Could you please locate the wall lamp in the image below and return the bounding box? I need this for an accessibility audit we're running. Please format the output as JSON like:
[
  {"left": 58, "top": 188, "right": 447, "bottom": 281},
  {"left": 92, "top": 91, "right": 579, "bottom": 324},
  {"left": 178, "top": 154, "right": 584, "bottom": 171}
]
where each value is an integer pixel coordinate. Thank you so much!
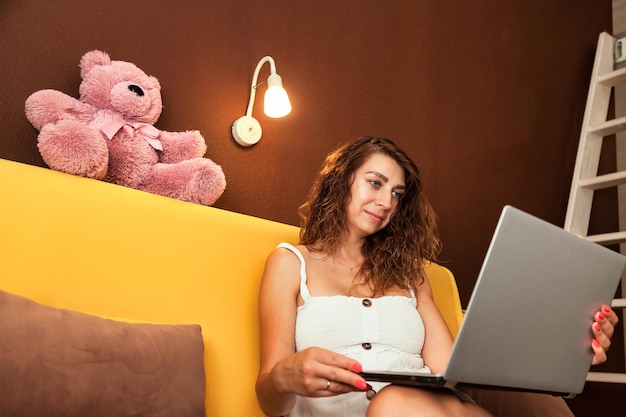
[{"left": 231, "top": 56, "right": 292, "bottom": 146}]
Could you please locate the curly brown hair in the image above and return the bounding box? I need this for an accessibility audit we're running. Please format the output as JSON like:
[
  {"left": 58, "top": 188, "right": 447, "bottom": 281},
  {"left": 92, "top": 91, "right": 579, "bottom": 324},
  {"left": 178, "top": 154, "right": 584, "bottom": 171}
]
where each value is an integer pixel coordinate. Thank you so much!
[{"left": 298, "top": 136, "right": 441, "bottom": 296}]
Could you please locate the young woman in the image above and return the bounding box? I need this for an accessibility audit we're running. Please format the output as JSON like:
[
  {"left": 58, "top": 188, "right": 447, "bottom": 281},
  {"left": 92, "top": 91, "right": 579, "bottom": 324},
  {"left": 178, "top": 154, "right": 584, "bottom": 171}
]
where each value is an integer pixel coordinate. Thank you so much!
[{"left": 256, "top": 136, "right": 618, "bottom": 417}]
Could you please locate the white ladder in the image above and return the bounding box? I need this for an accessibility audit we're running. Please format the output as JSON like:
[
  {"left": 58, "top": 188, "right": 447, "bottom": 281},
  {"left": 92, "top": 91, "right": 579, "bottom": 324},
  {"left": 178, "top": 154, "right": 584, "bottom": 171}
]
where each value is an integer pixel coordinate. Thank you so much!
[{"left": 565, "top": 31, "right": 626, "bottom": 384}]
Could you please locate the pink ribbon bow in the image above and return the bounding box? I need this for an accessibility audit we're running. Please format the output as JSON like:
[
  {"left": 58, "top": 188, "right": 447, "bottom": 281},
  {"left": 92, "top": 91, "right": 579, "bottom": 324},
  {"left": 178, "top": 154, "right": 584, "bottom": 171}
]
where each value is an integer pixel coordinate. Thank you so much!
[{"left": 100, "top": 122, "right": 163, "bottom": 151}]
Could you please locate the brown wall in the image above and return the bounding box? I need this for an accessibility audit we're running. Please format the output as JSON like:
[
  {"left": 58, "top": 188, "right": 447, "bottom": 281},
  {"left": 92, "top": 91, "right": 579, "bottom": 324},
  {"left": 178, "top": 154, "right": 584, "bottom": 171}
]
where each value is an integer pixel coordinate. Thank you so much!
[{"left": 0, "top": 1, "right": 622, "bottom": 414}]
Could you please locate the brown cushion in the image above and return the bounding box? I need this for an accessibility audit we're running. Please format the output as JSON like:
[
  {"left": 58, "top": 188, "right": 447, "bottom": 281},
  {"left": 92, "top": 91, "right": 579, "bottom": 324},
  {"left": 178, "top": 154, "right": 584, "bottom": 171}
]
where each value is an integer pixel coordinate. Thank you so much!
[{"left": 0, "top": 290, "right": 207, "bottom": 417}]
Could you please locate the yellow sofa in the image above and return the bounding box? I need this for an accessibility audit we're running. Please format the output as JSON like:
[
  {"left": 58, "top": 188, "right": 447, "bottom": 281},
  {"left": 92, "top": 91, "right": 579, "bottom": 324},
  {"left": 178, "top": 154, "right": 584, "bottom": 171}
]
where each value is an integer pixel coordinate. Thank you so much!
[{"left": 0, "top": 158, "right": 464, "bottom": 417}]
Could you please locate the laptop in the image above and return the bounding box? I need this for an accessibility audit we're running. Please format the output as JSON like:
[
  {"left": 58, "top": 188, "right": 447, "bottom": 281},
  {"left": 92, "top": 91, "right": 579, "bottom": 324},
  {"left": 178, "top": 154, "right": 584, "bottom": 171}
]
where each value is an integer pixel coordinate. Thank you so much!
[{"left": 360, "top": 205, "right": 626, "bottom": 398}]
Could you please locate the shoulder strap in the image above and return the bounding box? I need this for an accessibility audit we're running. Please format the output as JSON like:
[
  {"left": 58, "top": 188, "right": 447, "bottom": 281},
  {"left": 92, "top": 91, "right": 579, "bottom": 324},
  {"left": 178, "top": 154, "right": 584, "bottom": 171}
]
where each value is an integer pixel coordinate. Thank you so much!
[{"left": 276, "top": 242, "right": 311, "bottom": 300}]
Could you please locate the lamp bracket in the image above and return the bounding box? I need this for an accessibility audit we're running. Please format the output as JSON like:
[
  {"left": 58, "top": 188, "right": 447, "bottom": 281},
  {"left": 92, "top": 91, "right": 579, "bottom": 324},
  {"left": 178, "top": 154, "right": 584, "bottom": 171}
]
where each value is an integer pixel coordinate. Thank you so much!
[{"left": 232, "top": 115, "right": 262, "bottom": 146}]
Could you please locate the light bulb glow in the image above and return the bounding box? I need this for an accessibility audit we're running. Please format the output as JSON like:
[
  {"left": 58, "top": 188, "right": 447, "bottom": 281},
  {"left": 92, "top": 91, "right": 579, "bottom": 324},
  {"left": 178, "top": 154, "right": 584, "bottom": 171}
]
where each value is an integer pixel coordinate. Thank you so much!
[{"left": 264, "top": 86, "right": 292, "bottom": 118}]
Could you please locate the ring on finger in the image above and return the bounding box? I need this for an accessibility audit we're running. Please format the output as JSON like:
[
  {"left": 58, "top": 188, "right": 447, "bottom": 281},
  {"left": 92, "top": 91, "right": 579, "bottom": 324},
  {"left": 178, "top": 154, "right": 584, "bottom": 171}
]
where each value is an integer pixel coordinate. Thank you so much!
[{"left": 326, "top": 380, "right": 332, "bottom": 390}]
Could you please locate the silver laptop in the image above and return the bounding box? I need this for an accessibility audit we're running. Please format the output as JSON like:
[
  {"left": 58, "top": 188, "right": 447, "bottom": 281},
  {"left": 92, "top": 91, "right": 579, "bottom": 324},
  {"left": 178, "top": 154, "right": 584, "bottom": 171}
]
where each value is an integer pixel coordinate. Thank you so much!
[{"left": 360, "top": 205, "right": 626, "bottom": 397}]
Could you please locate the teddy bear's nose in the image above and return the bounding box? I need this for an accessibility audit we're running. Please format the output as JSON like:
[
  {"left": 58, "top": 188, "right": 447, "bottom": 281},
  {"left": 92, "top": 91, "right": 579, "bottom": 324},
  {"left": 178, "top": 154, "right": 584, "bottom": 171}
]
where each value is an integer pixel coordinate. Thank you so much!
[{"left": 128, "top": 85, "right": 145, "bottom": 97}]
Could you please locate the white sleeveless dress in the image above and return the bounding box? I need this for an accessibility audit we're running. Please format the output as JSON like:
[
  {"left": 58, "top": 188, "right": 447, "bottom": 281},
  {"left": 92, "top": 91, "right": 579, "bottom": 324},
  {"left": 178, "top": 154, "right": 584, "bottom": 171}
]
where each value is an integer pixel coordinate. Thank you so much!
[{"left": 277, "top": 243, "right": 431, "bottom": 417}]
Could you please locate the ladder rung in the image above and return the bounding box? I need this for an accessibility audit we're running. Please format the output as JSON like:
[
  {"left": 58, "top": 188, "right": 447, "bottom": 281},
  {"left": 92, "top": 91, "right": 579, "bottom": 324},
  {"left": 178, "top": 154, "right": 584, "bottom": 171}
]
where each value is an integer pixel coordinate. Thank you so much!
[
  {"left": 585, "top": 231, "right": 626, "bottom": 245},
  {"left": 579, "top": 171, "right": 626, "bottom": 189},
  {"left": 598, "top": 66, "right": 626, "bottom": 86},
  {"left": 589, "top": 115, "right": 626, "bottom": 136},
  {"left": 611, "top": 298, "right": 626, "bottom": 308},
  {"left": 587, "top": 372, "right": 626, "bottom": 383}
]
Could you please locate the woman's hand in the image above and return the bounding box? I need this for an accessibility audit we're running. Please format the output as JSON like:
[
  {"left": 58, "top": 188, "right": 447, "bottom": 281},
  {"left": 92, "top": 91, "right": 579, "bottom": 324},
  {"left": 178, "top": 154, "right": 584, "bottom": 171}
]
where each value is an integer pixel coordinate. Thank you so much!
[
  {"left": 271, "top": 347, "right": 368, "bottom": 397},
  {"left": 591, "top": 304, "right": 619, "bottom": 365}
]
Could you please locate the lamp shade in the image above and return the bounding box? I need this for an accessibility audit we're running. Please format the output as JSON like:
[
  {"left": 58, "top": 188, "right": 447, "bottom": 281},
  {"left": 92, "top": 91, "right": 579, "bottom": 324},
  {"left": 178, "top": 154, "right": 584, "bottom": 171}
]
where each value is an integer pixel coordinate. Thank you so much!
[{"left": 264, "top": 73, "right": 292, "bottom": 118}]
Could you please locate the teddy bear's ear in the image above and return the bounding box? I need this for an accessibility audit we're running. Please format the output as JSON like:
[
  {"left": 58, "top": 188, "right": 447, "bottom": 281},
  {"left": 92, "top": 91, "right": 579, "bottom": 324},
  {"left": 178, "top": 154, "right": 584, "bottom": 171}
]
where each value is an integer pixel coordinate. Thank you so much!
[{"left": 80, "top": 50, "right": 111, "bottom": 78}]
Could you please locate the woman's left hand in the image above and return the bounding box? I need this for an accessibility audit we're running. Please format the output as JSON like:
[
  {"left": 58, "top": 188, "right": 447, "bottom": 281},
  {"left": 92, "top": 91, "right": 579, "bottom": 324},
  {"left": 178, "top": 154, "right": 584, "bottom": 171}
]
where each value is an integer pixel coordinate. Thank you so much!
[{"left": 591, "top": 304, "right": 619, "bottom": 365}]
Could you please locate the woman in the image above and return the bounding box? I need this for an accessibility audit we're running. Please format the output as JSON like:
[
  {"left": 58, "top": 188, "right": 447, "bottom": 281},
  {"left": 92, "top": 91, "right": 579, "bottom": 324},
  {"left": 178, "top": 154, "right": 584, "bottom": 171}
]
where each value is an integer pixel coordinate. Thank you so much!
[{"left": 256, "top": 136, "right": 617, "bottom": 417}]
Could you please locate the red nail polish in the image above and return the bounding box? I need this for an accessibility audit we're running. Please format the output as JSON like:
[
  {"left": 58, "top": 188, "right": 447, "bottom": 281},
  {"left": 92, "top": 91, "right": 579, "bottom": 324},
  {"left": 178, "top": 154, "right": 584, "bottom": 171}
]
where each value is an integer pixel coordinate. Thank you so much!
[
  {"left": 594, "top": 323, "right": 601, "bottom": 331},
  {"left": 598, "top": 313, "right": 605, "bottom": 321},
  {"left": 603, "top": 305, "right": 611, "bottom": 313},
  {"left": 356, "top": 379, "right": 367, "bottom": 390},
  {"left": 352, "top": 363, "right": 363, "bottom": 373},
  {"left": 592, "top": 338, "right": 600, "bottom": 348}
]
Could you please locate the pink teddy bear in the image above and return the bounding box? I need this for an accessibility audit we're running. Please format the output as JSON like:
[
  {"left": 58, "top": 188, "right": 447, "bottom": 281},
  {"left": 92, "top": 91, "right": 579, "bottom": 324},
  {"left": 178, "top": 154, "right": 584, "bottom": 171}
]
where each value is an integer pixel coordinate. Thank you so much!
[{"left": 25, "top": 50, "right": 226, "bottom": 206}]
